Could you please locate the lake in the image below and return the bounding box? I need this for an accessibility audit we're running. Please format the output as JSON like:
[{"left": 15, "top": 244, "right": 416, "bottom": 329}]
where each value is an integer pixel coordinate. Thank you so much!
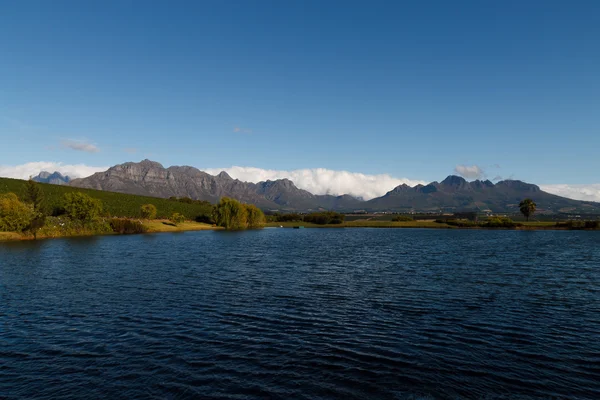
[{"left": 1, "top": 229, "right": 599, "bottom": 399}]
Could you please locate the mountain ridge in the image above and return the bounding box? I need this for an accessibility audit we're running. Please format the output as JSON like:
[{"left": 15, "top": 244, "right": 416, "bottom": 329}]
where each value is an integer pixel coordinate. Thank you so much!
[{"left": 66, "top": 160, "right": 599, "bottom": 214}]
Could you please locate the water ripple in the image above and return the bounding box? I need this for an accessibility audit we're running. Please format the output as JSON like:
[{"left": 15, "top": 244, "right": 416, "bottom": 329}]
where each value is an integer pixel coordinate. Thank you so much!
[{"left": 1, "top": 229, "right": 600, "bottom": 399}]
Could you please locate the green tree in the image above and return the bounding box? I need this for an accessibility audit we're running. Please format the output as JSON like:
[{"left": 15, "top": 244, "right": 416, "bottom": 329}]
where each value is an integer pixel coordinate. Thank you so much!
[
  {"left": 27, "top": 214, "right": 46, "bottom": 239},
  {"left": 140, "top": 204, "right": 158, "bottom": 219},
  {"left": 63, "top": 192, "right": 103, "bottom": 222},
  {"left": 23, "top": 179, "right": 45, "bottom": 213},
  {"left": 212, "top": 197, "right": 248, "bottom": 230},
  {"left": 519, "top": 198, "right": 537, "bottom": 221},
  {"left": 303, "top": 211, "right": 345, "bottom": 225},
  {"left": 170, "top": 212, "right": 185, "bottom": 224},
  {"left": 0, "top": 193, "right": 34, "bottom": 232},
  {"left": 22, "top": 180, "right": 47, "bottom": 238},
  {"left": 244, "top": 204, "right": 266, "bottom": 228}
]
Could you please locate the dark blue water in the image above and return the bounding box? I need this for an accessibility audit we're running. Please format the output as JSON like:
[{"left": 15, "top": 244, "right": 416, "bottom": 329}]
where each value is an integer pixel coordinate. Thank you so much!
[{"left": 1, "top": 229, "right": 600, "bottom": 399}]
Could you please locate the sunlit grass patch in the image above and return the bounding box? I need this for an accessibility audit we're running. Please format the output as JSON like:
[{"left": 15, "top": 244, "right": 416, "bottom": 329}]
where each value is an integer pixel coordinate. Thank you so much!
[{"left": 143, "top": 219, "right": 217, "bottom": 232}]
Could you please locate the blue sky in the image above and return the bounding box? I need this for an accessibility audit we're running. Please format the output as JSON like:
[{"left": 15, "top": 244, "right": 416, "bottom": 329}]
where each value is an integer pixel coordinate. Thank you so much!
[{"left": 1, "top": 1, "right": 599, "bottom": 197}]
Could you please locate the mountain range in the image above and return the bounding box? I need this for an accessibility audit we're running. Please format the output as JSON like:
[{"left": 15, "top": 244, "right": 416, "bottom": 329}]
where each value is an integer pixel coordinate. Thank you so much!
[
  {"left": 63, "top": 160, "right": 599, "bottom": 214},
  {"left": 32, "top": 171, "right": 71, "bottom": 185}
]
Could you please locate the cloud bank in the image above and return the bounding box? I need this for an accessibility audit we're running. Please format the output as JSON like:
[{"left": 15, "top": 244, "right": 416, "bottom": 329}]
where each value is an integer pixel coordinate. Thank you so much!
[
  {"left": 62, "top": 139, "right": 100, "bottom": 153},
  {"left": 2, "top": 161, "right": 599, "bottom": 203},
  {"left": 204, "top": 166, "right": 427, "bottom": 200},
  {"left": 454, "top": 164, "right": 485, "bottom": 180},
  {"left": 0, "top": 162, "right": 108, "bottom": 180},
  {"left": 541, "top": 184, "right": 600, "bottom": 203}
]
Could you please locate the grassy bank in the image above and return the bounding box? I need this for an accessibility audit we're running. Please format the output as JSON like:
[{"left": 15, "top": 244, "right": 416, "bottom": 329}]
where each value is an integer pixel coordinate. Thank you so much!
[
  {"left": 0, "top": 177, "right": 212, "bottom": 220},
  {"left": 0, "top": 218, "right": 218, "bottom": 241},
  {"left": 144, "top": 219, "right": 218, "bottom": 232},
  {"left": 2, "top": 219, "right": 595, "bottom": 242},
  {"left": 266, "top": 220, "right": 453, "bottom": 229},
  {"left": 266, "top": 220, "right": 581, "bottom": 230},
  {"left": 0, "top": 232, "right": 22, "bottom": 241}
]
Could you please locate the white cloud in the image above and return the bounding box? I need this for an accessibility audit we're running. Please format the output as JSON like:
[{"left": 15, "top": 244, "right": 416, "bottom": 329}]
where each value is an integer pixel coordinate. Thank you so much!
[
  {"left": 3, "top": 160, "right": 598, "bottom": 204},
  {"left": 204, "top": 166, "right": 427, "bottom": 200},
  {"left": 454, "top": 164, "right": 485, "bottom": 180},
  {"left": 541, "top": 184, "right": 600, "bottom": 203},
  {"left": 0, "top": 162, "right": 108, "bottom": 180},
  {"left": 62, "top": 139, "right": 100, "bottom": 153}
]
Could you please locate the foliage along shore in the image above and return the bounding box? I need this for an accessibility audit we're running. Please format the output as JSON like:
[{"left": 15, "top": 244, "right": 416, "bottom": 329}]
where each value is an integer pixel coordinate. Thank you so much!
[
  {"left": 265, "top": 220, "right": 600, "bottom": 230},
  {"left": 2, "top": 179, "right": 598, "bottom": 242},
  {"left": 265, "top": 206, "right": 599, "bottom": 230},
  {"left": 0, "top": 177, "right": 213, "bottom": 220},
  {"left": 0, "top": 218, "right": 218, "bottom": 241},
  {"left": 0, "top": 180, "right": 262, "bottom": 241},
  {"left": 5, "top": 218, "right": 592, "bottom": 242}
]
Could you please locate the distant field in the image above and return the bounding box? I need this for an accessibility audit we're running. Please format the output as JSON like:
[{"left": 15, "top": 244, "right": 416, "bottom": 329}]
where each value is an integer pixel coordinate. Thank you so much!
[
  {"left": 343, "top": 220, "right": 452, "bottom": 228},
  {"left": 0, "top": 177, "right": 212, "bottom": 220},
  {"left": 266, "top": 221, "right": 338, "bottom": 228},
  {"left": 143, "top": 220, "right": 217, "bottom": 232},
  {"left": 266, "top": 220, "right": 568, "bottom": 230},
  {"left": 344, "top": 215, "right": 395, "bottom": 221},
  {"left": 266, "top": 221, "right": 453, "bottom": 229},
  {"left": 518, "top": 221, "right": 556, "bottom": 227}
]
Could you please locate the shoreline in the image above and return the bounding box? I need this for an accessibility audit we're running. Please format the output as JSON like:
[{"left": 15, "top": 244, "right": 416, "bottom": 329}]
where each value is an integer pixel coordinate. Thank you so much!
[
  {"left": 1, "top": 220, "right": 597, "bottom": 242},
  {"left": 265, "top": 221, "right": 596, "bottom": 231},
  {"left": 0, "top": 219, "right": 220, "bottom": 242}
]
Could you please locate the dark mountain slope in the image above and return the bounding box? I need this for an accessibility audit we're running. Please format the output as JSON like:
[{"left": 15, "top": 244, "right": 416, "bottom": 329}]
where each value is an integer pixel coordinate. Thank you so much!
[
  {"left": 365, "top": 175, "right": 599, "bottom": 213},
  {"left": 69, "top": 161, "right": 599, "bottom": 213},
  {"left": 69, "top": 160, "right": 362, "bottom": 211}
]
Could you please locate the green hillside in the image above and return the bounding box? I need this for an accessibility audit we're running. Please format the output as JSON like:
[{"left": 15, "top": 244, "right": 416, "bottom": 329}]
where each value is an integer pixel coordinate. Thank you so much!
[{"left": 0, "top": 177, "right": 212, "bottom": 220}]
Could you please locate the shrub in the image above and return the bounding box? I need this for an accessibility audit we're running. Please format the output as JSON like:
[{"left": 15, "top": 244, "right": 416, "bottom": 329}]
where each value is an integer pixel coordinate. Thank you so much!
[
  {"left": 483, "top": 216, "right": 520, "bottom": 228},
  {"left": 27, "top": 213, "right": 47, "bottom": 239},
  {"left": 23, "top": 179, "right": 46, "bottom": 214},
  {"left": 63, "top": 192, "right": 102, "bottom": 222},
  {"left": 392, "top": 215, "right": 414, "bottom": 222},
  {"left": 445, "top": 219, "right": 478, "bottom": 227},
  {"left": 0, "top": 193, "right": 33, "bottom": 232},
  {"left": 557, "top": 220, "right": 600, "bottom": 230},
  {"left": 0, "top": 177, "right": 213, "bottom": 221},
  {"left": 109, "top": 218, "right": 148, "bottom": 234},
  {"left": 195, "top": 214, "right": 214, "bottom": 224},
  {"left": 274, "top": 213, "right": 303, "bottom": 222},
  {"left": 170, "top": 212, "right": 185, "bottom": 224},
  {"left": 584, "top": 220, "right": 600, "bottom": 229},
  {"left": 245, "top": 204, "right": 266, "bottom": 228},
  {"left": 37, "top": 216, "right": 112, "bottom": 238},
  {"left": 140, "top": 204, "right": 157, "bottom": 219},
  {"left": 303, "top": 211, "right": 345, "bottom": 225},
  {"left": 212, "top": 197, "right": 248, "bottom": 230}
]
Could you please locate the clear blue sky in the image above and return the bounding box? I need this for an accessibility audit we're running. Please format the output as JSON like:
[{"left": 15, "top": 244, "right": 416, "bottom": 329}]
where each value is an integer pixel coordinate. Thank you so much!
[{"left": 1, "top": 0, "right": 598, "bottom": 184}]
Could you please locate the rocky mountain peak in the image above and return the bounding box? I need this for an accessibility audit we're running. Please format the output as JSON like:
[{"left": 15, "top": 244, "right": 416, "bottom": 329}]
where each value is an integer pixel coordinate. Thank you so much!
[
  {"left": 139, "top": 159, "right": 164, "bottom": 168},
  {"left": 470, "top": 179, "right": 495, "bottom": 189},
  {"left": 387, "top": 183, "right": 412, "bottom": 195},
  {"left": 441, "top": 175, "right": 468, "bottom": 186},
  {"left": 217, "top": 171, "right": 233, "bottom": 180},
  {"left": 495, "top": 179, "right": 540, "bottom": 192},
  {"left": 32, "top": 171, "right": 71, "bottom": 185},
  {"left": 67, "top": 160, "right": 597, "bottom": 213}
]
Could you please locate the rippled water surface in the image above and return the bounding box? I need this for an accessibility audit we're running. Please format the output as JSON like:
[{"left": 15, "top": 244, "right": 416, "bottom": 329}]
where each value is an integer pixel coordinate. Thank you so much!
[{"left": 1, "top": 229, "right": 600, "bottom": 399}]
